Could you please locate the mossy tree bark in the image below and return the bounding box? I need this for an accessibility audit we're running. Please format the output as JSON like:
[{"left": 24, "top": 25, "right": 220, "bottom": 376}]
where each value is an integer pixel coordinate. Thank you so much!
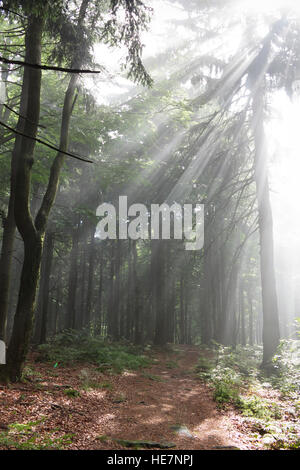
[
  {"left": 0, "top": 44, "right": 30, "bottom": 343},
  {"left": 0, "top": 14, "right": 44, "bottom": 382},
  {"left": 0, "top": 0, "right": 90, "bottom": 383}
]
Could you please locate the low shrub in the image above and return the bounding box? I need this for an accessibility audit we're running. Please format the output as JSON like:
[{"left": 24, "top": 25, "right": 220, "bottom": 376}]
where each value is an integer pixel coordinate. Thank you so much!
[{"left": 37, "top": 330, "right": 152, "bottom": 373}]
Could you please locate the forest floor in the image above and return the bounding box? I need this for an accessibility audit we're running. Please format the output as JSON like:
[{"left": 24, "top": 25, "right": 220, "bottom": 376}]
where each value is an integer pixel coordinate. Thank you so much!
[{"left": 0, "top": 345, "right": 261, "bottom": 450}]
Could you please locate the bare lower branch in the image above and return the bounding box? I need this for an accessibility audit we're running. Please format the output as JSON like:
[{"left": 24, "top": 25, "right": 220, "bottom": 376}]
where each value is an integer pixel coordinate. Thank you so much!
[
  {"left": 0, "top": 120, "right": 94, "bottom": 163},
  {"left": 0, "top": 56, "right": 101, "bottom": 74}
]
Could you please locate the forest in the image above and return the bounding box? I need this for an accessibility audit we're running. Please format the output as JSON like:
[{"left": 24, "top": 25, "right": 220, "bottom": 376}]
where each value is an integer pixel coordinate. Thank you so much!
[{"left": 0, "top": 0, "right": 299, "bottom": 453}]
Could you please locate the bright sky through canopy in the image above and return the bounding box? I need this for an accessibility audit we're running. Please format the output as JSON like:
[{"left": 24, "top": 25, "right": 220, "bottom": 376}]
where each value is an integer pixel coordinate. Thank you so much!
[
  {"left": 268, "top": 90, "right": 300, "bottom": 246},
  {"left": 90, "top": 0, "right": 300, "bottom": 260}
]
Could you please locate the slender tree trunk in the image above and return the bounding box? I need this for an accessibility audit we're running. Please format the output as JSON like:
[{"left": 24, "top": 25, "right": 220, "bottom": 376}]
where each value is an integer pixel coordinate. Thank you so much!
[
  {"left": 165, "top": 250, "right": 175, "bottom": 344},
  {"left": 248, "top": 290, "right": 254, "bottom": 346},
  {"left": 97, "top": 250, "right": 103, "bottom": 334},
  {"left": 39, "top": 232, "right": 54, "bottom": 344},
  {"left": 66, "top": 221, "right": 80, "bottom": 329},
  {"left": 107, "top": 241, "right": 115, "bottom": 338},
  {"left": 226, "top": 262, "right": 239, "bottom": 346},
  {"left": 112, "top": 239, "right": 121, "bottom": 340},
  {"left": 85, "top": 229, "right": 96, "bottom": 327},
  {"left": 132, "top": 241, "right": 141, "bottom": 344},
  {"left": 179, "top": 274, "right": 185, "bottom": 344},
  {"left": 126, "top": 240, "right": 133, "bottom": 340},
  {"left": 240, "top": 283, "right": 246, "bottom": 346},
  {"left": 79, "top": 241, "right": 87, "bottom": 329},
  {"left": 202, "top": 247, "right": 212, "bottom": 344},
  {"left": 53, "top": 281, "right": 62, "bottom": 336},
  {"left": 153, "top": 241, "right": 166, "bottom": 346}
]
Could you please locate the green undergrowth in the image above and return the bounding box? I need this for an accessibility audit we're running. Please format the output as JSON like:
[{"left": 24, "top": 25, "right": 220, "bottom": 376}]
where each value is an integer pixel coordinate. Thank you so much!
[
  {"left": 196, "top": 341, "right": 300, "bottom": 449},
  {"left": 37, "top": 330, "right": 153, "bottom": 374},
  {"left": 63, "top": 388, "right": 81, "bottom": 397},
  {"left": 270, "top": 340, "right": 300, "bottom": 398},
  {"left": 0, "top": 419, "right": 74, "bottom": 450}
]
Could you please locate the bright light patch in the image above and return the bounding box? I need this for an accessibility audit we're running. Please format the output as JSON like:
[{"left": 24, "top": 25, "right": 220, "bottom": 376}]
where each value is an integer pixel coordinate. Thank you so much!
[
  {"left": 267, "top": 90, "right": 300, "bottom": 245},
  {"left": 238, "top": 0, "right": 300, "bottom": 15}
]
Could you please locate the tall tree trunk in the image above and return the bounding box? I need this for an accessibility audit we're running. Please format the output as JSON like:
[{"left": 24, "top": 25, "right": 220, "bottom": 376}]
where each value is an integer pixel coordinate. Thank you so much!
[
  {"left": 252, "top": 87, "right": 280, "bottom": 366},
  {"left": 0, "top": 42, "right": 29, "bottom": 342},
  {"left": 0, "top": 15, "right": 44, "bottom": 382},
  {"left": 0, "top": 1, "right": 91, "bottom": 383}
]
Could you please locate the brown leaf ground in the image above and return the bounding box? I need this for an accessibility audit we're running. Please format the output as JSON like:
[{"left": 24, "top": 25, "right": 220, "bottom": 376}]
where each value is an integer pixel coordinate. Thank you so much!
[{"left": 0, "top": 345, "right": 256, "bottom": 450}]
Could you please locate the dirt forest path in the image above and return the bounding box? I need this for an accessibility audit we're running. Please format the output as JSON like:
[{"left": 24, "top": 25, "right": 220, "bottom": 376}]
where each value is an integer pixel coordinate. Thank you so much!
[
  {"left": 0, "top": 345, "right": 254, "bottom": 450},
  {"left": 92, "top": 345, "right": 250, "bottom": 450}
]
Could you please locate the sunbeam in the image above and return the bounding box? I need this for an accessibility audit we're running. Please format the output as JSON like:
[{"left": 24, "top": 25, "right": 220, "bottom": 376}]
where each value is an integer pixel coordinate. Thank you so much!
[{"left": 1, "top": 0, "right": 300, "bottom": 451}]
